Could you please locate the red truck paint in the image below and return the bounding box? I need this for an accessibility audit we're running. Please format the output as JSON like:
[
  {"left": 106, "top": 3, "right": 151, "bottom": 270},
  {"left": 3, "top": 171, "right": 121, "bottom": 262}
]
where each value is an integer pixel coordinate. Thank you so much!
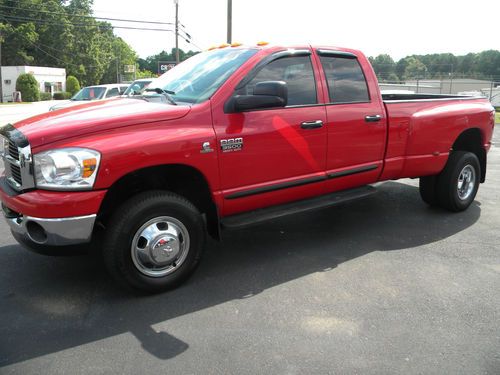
[{"left": 1, "top": 45, "right": 495, "bottom": 234}]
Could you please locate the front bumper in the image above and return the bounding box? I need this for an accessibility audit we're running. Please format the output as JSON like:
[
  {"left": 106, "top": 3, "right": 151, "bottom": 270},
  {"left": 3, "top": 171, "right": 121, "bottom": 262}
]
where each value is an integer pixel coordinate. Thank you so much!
[
  {"left": 4, "top": 207, "right": 96, "bottom": 246},
  {"left": 0, "top": 176, "right": 107, "bottom": 247}
]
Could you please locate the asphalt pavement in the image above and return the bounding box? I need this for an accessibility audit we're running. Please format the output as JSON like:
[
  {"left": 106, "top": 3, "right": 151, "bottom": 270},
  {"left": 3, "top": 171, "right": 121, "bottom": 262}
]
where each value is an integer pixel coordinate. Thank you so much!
[{"left": 0, "top": 108, "right": 499, "bottom": 374}]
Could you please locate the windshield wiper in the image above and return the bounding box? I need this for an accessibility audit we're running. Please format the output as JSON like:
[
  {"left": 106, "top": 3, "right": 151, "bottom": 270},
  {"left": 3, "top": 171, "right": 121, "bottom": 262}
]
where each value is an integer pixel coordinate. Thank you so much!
[{"left": 144, "top": 88, "right": 177, "bottom": 105}]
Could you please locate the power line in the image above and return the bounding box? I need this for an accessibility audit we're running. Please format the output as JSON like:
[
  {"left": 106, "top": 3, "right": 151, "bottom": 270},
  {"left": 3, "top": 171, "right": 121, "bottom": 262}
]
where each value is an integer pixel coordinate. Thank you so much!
[
  {"left": 2, "top": 14, "right": 197, "bottom": 50},
  {"left": 0, "top": 15, "right": 101, "bottom": 68},
  {"left": 1, "top": 14, "right": 176, "bottom": 32},
  {"left": 0, "top": 3, "right": 176, "bottom": 26},
  {"left": 0, "top": 2, "right": 194, "bottom": 41}
]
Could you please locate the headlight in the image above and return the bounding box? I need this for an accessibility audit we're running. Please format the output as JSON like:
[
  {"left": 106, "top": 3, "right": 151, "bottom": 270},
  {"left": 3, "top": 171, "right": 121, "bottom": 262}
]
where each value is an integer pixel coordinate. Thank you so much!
[{"left": 34, "top": 148, "right": 101, "bottom": 190}]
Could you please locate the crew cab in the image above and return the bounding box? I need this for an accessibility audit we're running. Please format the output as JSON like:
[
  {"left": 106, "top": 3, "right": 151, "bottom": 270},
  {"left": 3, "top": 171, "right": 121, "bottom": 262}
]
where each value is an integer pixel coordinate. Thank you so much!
[{"left": 0, "top": 44, "right": 495, "bottom": 292}]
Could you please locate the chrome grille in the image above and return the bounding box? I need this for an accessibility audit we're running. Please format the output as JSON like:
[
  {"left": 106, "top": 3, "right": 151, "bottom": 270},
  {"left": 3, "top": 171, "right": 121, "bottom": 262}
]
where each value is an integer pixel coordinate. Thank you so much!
[
  {"left": 8, "top": 141, "right": 20, "bottom": 160},
  {"left": 10, "top": 164, "right": 22, "bottom": 185},
  {"left": 0, "top": 125, "right": 35, "bottom": 192}
]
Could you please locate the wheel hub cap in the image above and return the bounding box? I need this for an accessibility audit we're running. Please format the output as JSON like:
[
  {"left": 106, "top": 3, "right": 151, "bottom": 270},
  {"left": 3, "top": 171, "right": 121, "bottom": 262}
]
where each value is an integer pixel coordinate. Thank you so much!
[
  {"left": 131, "top": 216, "right": 190, "bottom": 277},
  {"left": 457, "top": 164, "right": 475, "bottom": 201},
  {"left": 151, "top": 236, "right": 180, "bottom": 264}
]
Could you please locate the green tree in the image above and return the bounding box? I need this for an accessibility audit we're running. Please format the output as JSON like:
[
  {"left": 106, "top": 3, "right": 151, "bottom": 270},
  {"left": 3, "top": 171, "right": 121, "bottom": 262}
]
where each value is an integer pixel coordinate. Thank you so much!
[
  {"left": 395, "top": 58, "right": 408, "bottom": 81},
  {"left": 138, "top": 49, "right": 199, "bottom": 74},
  {"left": 66, "top": 76, "right": 81, "bottom": 95},
  {"left": 386, "top": 73, "right": 400, "bottom": 83},
  {"left": 475, "top": 50, "right": 500, "bottom": 78},
  {"left": 135, "top": 70, "right": 156, "bottom": 79},
  {"left": 370, "top": 54, "right": 396, "bottom": 81},
  {"left": 100, "top": 37, "right": 137, "bottom": 84},
  {"left": 457, "top": 53, "right": 476, "bottom": 76},
  {"left": 404, "top": 57, "right": 428, "bottom": 79},
  {"left": 16, "top": 73, "right": 40, "bottom": 102}
]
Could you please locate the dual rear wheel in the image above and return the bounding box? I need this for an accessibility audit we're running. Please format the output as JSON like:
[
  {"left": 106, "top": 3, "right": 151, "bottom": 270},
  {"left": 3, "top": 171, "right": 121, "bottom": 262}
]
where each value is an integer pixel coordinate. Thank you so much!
[{"left": 419, "top": 151, "right": 480, "bottom": 212}]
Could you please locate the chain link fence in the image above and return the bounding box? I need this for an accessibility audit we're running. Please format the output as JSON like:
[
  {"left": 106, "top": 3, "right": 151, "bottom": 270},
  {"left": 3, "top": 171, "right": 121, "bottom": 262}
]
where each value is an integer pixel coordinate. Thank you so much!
[{"left": 378, "top": 78, "right": 500, "bottom": 106}]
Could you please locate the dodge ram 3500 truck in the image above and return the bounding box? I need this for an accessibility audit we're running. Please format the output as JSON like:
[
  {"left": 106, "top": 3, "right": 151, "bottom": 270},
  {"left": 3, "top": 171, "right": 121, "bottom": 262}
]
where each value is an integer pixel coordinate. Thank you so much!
[{"left": 0, "top": 45, "right": 495, "bottom": 292}]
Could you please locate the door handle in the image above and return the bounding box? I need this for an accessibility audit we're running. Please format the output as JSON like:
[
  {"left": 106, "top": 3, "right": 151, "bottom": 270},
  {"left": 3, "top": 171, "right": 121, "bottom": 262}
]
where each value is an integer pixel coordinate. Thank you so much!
[
  {"left": 301, "top": 120, "right": 323, "bottom": 129},
  {"left": 365, "top": 115, "right": 382, "bottom": 123}
]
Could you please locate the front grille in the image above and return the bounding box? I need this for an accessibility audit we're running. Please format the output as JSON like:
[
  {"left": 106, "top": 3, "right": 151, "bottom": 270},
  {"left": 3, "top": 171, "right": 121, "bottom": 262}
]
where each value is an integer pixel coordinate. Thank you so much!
[
  {"left": 0, "top": 125, "right": 34, "bottom": 191},
  {"left": 10, "top": 164, "right": 22, "bottom": 185},
  {"left": 8, "top": 141, "right": 19, "bottom": 160}
]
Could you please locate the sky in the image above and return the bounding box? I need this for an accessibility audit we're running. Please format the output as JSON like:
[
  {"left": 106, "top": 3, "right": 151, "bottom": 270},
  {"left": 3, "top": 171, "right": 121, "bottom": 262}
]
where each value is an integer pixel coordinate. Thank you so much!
[{"left": 93, "top": 0, "right": 500, "bottom": 60}]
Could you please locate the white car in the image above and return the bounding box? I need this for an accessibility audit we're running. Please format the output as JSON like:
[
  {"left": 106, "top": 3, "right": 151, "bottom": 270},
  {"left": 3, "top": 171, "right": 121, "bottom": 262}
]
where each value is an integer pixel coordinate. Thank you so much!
[{"left": 49, "top": 84, "right": 129, "bottom": 111}]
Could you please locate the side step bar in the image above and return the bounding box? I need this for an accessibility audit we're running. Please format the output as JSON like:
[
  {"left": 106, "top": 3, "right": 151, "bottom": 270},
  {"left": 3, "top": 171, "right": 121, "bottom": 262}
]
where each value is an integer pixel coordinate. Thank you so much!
[{"left": 221, "top": 185, "right": 377, "bottom": 230}]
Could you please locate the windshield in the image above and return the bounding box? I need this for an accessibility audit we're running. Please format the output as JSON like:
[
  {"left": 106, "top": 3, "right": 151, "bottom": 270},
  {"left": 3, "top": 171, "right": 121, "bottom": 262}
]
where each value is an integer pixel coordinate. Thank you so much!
[
  {"left": 124, "top": 80, "right": 152, "bottom": 96},
  {"left": 71, "top": 87, "right": 106, "bottom": 101},
  {"left": 147, "top": 48, "right": 257, "bottom": 104}
]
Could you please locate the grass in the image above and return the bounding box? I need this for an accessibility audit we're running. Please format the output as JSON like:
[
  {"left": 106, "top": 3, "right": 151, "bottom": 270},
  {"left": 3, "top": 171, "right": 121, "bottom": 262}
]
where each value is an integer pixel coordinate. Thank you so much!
[
  {"left": 0, "top": 102, "right": 31, "bottom": 105},
  {"left": 496, "top": 111, "right": 500, "bottom": 124}
]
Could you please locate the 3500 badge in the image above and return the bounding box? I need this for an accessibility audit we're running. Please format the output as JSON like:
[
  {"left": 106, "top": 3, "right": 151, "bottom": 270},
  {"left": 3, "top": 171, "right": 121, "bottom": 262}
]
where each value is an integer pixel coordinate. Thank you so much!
[{"left": 220, "top": 138, "right": 243, "bottom": 152}]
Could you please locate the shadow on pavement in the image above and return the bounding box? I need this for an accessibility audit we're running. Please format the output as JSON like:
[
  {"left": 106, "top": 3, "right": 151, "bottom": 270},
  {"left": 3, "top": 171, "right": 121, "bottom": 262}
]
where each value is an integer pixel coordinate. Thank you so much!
[{"left": 0, "top": 182, "right": 482, "bottom": 366}]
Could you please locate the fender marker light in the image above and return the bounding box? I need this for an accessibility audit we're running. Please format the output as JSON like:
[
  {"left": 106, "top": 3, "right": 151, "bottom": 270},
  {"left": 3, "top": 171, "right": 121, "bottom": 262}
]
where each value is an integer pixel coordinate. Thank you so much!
[{"left": 83, "top": 158, "right": 98, "bottom": 178}]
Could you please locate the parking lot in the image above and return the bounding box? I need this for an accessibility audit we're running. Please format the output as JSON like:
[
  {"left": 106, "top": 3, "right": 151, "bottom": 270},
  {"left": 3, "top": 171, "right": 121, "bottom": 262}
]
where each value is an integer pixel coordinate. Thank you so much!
[{"left": 0, "top": 109, "right": 499, "bottom": 374}]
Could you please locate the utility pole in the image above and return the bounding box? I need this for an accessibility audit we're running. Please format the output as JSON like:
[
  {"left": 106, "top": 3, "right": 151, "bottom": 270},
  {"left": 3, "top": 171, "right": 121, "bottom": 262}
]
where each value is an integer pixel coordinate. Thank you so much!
[
  {"left": 449, "top": 64, "right": 454, "bottom": 94},
  {"left": 0, "top": 31, "right": 4, "bottom": 103},
  {"left": 489, "top": 78, "right": 494, "bottom": 101},
  {"left": 174, "top": 0, "right": 179, "bottom": 64},
  {"left": 227, "top": 0, "right": 232, "bottom": 44}
]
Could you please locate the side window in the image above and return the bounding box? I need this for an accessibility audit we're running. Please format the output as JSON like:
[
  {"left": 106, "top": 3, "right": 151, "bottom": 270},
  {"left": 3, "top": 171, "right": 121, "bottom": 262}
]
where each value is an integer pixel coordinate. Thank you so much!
[
  {"left": 319, "top": 56, "right": 369, "bottom": 103},
  {"left": 105, "top": 88, "right": 120, "bottom": 98},
  {"left": 240, "top": 56, "right": 317, "bottom": 106}
]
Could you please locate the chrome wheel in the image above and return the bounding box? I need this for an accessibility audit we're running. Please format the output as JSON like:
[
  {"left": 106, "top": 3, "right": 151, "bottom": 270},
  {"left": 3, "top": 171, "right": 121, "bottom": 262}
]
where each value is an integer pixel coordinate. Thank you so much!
[
  {"left": 457, "top": 165, "right": 476, "bottom": 201},
  {"left": 131, "top": 216, "right": 190, "bottom": 277}
]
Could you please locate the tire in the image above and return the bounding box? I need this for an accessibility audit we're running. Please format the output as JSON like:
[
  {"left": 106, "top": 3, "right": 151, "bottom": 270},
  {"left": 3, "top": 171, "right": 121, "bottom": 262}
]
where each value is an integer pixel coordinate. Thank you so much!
[
  {"left": 419, "top": 175, "right": 438, "bottom": 206},
  {"left": 102, "top": 190, "right": 205, "bottom": 293},
  {"left": 435, "top": 151, "right": 480, "bottom": 212}
]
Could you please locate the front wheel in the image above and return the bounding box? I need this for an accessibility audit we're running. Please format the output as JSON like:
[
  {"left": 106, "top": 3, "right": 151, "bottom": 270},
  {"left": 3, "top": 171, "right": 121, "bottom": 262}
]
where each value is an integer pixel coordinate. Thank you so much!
[{"left": 102, "top": 191, "right": 206, "bottom": 292}]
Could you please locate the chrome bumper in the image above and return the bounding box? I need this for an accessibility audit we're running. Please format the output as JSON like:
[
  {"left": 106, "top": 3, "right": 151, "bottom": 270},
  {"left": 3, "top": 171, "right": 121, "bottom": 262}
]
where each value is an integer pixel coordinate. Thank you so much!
[{"left": 5, "top": 213, "right": 96, "bottom": 246}]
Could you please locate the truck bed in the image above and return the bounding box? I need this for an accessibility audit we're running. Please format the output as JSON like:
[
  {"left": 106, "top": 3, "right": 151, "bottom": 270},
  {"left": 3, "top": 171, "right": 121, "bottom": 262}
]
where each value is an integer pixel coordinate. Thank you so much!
[{"left": 380, "top": 95, "right": 493, "bottom": 182}]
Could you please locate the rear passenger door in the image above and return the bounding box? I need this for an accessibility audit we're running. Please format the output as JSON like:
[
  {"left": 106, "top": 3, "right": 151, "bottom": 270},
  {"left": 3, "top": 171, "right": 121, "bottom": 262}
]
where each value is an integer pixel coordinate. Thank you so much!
[{"left": 317, "top": 50, "right": 387, "bottom": 192}]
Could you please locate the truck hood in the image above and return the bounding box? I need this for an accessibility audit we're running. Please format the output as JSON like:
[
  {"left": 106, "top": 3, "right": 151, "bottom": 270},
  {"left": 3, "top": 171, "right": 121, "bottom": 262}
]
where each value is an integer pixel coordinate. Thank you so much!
[
  {"left": 13, "top": 98, "right": 191, "bottom": 148},
  {"left": 49, "top": 100, "right": 92, "bottom": 111}
]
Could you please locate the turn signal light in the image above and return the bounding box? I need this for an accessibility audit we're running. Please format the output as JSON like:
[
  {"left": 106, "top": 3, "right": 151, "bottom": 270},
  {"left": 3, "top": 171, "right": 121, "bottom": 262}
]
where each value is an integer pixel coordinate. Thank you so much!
[
  {"left": 82, "top": 158, "right": 97, "bottom": 178},
  {"left": 256, "top": 41, "right": 269, "bottom": 46}
]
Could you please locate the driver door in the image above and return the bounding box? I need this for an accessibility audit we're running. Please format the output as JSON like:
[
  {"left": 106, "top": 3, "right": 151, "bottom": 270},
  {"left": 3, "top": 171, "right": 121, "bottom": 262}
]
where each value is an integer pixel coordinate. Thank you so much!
[{"left": 212, "top": 51, "right": 328, "bottom": 216}]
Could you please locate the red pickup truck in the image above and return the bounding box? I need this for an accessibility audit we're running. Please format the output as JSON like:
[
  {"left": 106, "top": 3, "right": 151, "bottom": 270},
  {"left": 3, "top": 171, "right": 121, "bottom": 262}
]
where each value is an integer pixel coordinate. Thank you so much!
[{"left": 0, "top": 45, "right": 495, "bottom": 292}]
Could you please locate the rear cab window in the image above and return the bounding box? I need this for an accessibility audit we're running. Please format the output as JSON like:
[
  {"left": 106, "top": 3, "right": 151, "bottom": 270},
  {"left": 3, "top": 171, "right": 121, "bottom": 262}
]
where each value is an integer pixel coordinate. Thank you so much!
[{"left": 318, "top": 52, "right": 370, "bottom": 104}]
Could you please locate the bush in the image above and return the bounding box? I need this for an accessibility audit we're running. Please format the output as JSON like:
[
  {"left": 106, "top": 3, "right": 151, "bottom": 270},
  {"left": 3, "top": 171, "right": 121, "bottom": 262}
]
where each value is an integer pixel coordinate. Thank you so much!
[
  {"left": 53, "top": 91, "right": 72, "bottom": 100},
  {"left": 40, "top": 92, "right": 52, "bottom": 101},
  {"left": 15, "top": 74, "right": 40, "bottom": 102},
  {"left": 66, "top": 76, "right": 80, "bottom": 96}
]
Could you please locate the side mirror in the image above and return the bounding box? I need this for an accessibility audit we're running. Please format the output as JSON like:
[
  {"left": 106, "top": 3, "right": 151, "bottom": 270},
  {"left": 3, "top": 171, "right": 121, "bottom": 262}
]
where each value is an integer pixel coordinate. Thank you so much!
[{"left": 227, "top": 81, "right": 288, "bottom": 112}]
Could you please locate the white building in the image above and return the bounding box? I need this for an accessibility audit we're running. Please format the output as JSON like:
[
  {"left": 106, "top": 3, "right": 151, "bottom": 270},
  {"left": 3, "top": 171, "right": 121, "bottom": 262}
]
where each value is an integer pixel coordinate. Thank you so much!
[{"left": 1, "top": 66, "right": 66, "bottom": 102}]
